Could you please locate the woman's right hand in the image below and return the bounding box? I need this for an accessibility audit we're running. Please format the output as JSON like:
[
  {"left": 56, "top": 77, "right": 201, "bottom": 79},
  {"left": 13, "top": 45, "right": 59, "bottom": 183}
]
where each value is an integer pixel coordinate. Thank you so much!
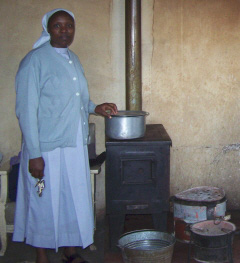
[{"left": 29, "top": 157, "right": 45, "bottom": 179}]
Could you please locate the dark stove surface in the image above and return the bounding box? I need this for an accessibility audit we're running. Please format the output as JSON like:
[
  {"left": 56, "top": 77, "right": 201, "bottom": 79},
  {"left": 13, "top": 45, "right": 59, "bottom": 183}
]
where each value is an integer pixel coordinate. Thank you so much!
[
  {"left": 105, "top": 123, "right": 171, "bottom": 249},
  {"left": 106, "top": 124, "right": 172, "bottom": 146}
]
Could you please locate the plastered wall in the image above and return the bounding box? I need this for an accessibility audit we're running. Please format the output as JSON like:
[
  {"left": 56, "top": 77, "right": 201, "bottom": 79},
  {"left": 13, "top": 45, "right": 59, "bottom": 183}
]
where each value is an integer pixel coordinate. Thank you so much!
[
  {"left": 0, "top": 0, "right": 119, "bottom": 166},
  {"left": 144, "top": 0, "right": 240, "bottom": 209},
  {"left": 1, "top": 0, "right": 240, "bottom": 211}
]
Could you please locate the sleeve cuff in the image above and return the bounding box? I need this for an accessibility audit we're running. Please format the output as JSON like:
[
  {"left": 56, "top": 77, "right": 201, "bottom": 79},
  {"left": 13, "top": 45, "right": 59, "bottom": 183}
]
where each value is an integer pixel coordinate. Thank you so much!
[
  {"left": 28, "top": 148, "right": 42, "bottom": 159},
  {"left": 89, "top": 100, "right": 97, "bottom": 114}
]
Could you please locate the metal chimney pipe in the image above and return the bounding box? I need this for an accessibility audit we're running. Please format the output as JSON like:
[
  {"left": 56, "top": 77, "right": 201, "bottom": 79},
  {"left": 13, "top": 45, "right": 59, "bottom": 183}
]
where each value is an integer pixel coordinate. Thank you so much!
[{"left": 125, "top": 0, "right": 142, "bottom": 111}]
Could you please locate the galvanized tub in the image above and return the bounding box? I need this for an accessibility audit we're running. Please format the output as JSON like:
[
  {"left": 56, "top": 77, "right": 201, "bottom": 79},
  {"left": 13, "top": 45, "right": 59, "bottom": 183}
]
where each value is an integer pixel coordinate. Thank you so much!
[
  {"left": 105, "top": 110, "right": 149, "bottom": 140},
  {"left": 118, "top": 229, "right": 175, "bottom": 263}
]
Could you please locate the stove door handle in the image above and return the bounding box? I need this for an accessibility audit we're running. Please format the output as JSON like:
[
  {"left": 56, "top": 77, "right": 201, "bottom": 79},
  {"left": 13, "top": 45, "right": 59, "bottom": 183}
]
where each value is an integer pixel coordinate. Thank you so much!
[{"left": 126, "top": 204, "right": 149, "bottom": 210}]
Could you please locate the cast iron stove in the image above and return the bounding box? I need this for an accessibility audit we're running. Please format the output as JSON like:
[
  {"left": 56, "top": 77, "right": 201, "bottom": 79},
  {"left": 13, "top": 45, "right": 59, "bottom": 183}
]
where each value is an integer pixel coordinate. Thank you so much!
[{"left": 105, "top": 124, "right": 172, "bottom": 249}]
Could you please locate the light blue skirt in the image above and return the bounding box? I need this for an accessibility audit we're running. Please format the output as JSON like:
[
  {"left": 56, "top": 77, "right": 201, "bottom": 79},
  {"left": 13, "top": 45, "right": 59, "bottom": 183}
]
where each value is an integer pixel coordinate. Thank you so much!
[{"left": 13, "top": 122, "right": 94, "bottom": 250}]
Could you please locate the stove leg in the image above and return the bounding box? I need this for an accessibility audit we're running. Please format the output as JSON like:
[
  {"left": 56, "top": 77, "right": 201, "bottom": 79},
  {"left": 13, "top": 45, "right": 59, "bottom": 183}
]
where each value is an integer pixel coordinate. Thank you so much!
[
  {"left": 152, "top": 212, "right": 168, "bottom": 231},
  {"left": 108, "top": 214, "right": 125, "bottom": 251}
]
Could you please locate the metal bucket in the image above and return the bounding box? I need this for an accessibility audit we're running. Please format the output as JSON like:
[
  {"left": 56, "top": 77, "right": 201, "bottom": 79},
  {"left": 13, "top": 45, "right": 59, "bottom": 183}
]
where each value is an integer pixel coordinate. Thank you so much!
[
  {"left": 105, "top": 110, "right": 149, "bottom": 140},
  {"left": 190, "top": 220, "right": 236, "bottom": 262},
  {"left": 118, "top": 229, "right": 175, "bottom": 263},
  {"left": 172, "top": 186, "right": 226, "bottom": 243}
]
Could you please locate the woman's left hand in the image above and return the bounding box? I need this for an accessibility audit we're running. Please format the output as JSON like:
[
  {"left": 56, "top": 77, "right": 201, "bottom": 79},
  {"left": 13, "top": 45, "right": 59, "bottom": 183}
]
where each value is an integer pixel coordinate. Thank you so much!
[{"left": 95, "top": 103, "right": 118, "bottom": 118}]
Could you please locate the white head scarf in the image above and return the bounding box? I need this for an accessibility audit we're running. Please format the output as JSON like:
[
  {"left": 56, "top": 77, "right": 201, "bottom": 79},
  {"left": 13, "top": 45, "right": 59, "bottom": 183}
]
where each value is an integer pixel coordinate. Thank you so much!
[{"left": 33, "top": 8, "right": 75, "bottom": 49}]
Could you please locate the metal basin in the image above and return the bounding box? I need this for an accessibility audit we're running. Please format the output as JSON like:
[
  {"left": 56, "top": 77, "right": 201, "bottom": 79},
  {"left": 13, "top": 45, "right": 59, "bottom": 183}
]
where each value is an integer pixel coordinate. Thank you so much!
[
  {"left": 105, "top": 110, "right": 149, "bottom": 140},
  {"left": 118, "top": 229, "right": 175, "bottom": 263}
]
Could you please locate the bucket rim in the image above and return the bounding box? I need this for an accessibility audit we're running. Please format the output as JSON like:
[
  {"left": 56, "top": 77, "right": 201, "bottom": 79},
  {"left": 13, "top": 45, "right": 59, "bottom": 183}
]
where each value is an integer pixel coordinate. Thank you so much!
[
  {"left": 171, "top": 195, "right": 227, "bottom": 207},
  {"left": 118, "top": 229, "right": 176, "bottom": 250},
  {"left": 119, "top": 229, "right": 175, "bottom": 238},
  {"left": 172, "top": 186, "right": 226, "bottom": 206}
]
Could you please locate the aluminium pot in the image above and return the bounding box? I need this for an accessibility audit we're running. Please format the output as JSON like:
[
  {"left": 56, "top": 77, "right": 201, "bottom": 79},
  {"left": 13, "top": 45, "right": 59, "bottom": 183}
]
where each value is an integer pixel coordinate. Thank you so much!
[{"left": 105, "top": 110, "right": 149, "bottom": 140}]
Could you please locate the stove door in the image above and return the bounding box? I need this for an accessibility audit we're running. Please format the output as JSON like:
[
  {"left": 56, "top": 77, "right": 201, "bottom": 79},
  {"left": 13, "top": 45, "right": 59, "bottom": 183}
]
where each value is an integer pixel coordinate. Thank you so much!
[{"left": 106, "top": 145, "right": 170, "bottom": 214}]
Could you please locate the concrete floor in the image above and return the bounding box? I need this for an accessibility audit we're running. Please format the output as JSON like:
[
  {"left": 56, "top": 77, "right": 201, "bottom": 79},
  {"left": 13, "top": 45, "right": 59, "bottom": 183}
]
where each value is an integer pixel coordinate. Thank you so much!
[
  {"left": 1, "top": 211, "right": 240, "bottom": 263},
  {"left": 0, "top": 219, "right": 105, "bottom": 263},
  {"left": 104, "top": 211, "right": 240, "bottom": 263}
]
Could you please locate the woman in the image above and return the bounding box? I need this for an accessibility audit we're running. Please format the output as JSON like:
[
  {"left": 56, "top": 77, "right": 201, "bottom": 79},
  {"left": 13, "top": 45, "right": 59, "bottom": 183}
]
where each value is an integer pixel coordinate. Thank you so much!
[{"left": 14, "top": 8, "right": 117, "bottom": 263}]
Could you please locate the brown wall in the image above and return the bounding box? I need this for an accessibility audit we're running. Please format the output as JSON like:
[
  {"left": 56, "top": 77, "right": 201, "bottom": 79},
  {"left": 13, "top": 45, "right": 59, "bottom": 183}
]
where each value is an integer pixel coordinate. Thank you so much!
[
  {"left": 145, "top": 0, "right": 240, "bottom": 208},
  {"left": 1, "top": 0, "right": 240, "bottom": 210}
]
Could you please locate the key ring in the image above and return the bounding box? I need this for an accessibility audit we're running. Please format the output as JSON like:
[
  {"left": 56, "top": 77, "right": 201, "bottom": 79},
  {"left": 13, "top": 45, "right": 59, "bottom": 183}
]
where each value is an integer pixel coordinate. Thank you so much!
[{"left": 35, "top": 179, "right": 45, "bottom": 197}]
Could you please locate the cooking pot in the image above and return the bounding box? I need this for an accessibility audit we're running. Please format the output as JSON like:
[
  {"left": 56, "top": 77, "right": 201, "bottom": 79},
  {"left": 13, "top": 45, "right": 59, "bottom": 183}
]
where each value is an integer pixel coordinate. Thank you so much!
[
  {"left": 189, "top": 220, "right": 236, "bottom": 262},
  {"left": 105, "top": 110, "right": 149, "bottom": 140},
  {"left": 171, "top": 186, "right": 227, "bottom": 243}
]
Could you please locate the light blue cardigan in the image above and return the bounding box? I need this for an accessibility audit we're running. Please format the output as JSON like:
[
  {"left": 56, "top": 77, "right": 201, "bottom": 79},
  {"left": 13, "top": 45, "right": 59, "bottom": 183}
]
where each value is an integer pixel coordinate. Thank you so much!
[{"left": 15, "top": 41, "right": 96, "bottom": 159}]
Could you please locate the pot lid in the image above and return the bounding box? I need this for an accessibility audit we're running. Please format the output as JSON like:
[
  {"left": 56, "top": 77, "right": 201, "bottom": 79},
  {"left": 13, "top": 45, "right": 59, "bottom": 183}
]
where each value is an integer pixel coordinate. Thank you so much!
[
  {"left": 190, "top": 220, "right": 236, "bottom": 236},
  {"left": 111, "top": 110, "right": 149, "bottom": 117},
  {"left": 174, "top": 186, "right": 225, "bottom": 202}
]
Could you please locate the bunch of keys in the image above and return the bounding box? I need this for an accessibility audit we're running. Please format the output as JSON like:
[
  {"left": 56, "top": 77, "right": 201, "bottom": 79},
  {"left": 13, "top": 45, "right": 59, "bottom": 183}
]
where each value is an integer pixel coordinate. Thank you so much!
[{"left": 35, "top": 179, "right": 45, "bottom": 197}]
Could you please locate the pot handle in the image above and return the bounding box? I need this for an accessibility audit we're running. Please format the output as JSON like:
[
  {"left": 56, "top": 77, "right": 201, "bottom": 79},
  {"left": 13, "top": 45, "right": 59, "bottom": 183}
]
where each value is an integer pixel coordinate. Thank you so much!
[
  {"left": 213, "top": 214, "right": 231, "bottom": 225},
  {"left": 145, "top": 112, "right": 150, "bottom": 115}
]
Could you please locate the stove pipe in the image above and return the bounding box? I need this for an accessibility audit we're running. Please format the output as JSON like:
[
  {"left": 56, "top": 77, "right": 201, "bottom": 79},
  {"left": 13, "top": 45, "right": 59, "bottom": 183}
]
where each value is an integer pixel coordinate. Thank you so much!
[{"left": 125, "top": 0, "right": 142, "bottom": 111}]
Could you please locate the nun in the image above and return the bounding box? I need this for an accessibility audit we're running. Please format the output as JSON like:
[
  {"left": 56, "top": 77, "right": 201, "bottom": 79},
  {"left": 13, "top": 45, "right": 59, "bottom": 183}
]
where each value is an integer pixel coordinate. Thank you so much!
[{"left": 14, "top": 8, "right": 117, "bottom": 263}]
